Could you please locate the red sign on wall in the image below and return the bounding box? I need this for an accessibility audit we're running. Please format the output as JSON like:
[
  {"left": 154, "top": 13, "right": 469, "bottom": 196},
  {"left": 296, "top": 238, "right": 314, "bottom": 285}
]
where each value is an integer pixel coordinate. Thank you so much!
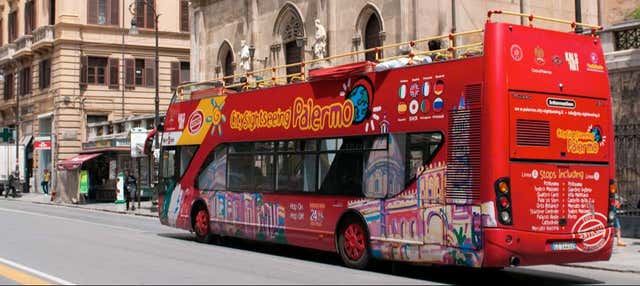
[{"left": 34, "top": 140, "right": 51, "bottom": 150}]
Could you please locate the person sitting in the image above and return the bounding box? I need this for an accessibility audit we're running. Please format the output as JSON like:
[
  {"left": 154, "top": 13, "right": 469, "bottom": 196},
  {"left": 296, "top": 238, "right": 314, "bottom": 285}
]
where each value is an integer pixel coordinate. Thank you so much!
[
  {"left": 375, "top": 45, "right": 432, "bottom": 72},
  {"left": 428, "top": 40, "right": 448, "bottom": 61}
]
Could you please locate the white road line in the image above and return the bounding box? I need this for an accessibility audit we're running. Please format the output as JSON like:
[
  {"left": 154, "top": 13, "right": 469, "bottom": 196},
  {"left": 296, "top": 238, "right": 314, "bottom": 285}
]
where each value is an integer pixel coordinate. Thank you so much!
[
  {"left": 0, "top": 207, "right": 148, "bottom": 234},
  {"left": 0, "top": 256, "right": 75, "bottom": 285}
]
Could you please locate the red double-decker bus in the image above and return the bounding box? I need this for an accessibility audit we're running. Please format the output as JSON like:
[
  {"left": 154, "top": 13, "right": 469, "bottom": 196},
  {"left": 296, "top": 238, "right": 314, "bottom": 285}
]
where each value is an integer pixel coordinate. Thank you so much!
[{"left": 154, "top": 11, "right": 616, "bottom": 269}]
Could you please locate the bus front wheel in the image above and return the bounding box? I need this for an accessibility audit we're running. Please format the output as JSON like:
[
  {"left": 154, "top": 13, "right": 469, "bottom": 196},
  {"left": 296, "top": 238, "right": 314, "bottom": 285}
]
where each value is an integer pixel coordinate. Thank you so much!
[{"left": 338, "top": 217, "right": 371, "bottom": 269}]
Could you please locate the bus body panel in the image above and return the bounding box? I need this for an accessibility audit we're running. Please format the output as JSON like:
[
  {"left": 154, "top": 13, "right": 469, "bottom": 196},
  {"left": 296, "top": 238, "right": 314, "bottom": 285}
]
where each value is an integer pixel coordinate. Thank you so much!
[
  {"left": 502, "top": 23, "right": 610, "bottom": 99},
  {"left": 480, "top": 23, "right": 615, "bottom": 266}
]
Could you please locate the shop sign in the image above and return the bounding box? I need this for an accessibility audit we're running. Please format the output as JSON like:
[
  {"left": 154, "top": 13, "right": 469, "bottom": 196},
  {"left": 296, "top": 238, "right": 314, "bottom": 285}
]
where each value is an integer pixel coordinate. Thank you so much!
[
  {"left": 130, "top": 128, "right": 148, "bottom": 158},
  {"left": 79, "top": 170, "right": 89, "bottom": 194},
  {"left": 34, "top": 140, "right": 51, "bottom": 150}
]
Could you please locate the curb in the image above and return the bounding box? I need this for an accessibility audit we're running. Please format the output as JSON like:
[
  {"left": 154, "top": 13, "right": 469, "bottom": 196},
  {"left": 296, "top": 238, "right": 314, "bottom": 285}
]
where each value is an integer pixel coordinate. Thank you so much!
[
  {"left": 25, "top": 200, "right": 159, "bottom": 218},
  {"left": 558, "top": 263, "right": 640, "bottom": 274}
]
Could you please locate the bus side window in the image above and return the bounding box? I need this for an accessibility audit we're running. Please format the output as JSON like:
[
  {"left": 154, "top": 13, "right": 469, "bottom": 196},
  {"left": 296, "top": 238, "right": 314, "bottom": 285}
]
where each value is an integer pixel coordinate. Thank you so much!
[
  {"left": 195, "top": 145, "right": 227, "bottom": 191},
  {"left": 404, "top": 132, "right": 443, "bottom": 185}
]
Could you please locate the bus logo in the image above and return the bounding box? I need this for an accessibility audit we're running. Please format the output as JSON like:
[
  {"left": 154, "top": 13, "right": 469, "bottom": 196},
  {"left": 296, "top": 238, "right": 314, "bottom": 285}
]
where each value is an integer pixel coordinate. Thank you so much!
[
  {"left": 187, "top": 110, "right": 204, "bottom": 134},
  {"left": 510, "top": 44, "right": 523, "bottom": 62},
  {"left": 534, "top": 46, "right": 545, "bottom": 65},
  {"left": 571, "top": 212, "right": 611, "bottom": 253},
  {"left": 565, "top": 52, "right": 579, "bottom": 71},
  {"left": 547, "top": 98, "right": 576, "bottom": 109}
]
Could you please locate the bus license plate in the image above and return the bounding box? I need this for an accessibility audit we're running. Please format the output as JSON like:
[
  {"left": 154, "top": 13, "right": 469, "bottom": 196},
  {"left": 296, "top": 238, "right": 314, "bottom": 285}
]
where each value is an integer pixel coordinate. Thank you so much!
[{"left": 551, "top": 242, "right": 576, "bottom": 251}]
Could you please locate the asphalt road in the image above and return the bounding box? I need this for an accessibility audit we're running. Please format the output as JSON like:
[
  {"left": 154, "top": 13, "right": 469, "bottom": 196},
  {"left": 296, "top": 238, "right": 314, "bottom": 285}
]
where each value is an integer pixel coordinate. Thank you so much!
[{"left": 0, "top": 200, "right": 638, "bottom": 285}]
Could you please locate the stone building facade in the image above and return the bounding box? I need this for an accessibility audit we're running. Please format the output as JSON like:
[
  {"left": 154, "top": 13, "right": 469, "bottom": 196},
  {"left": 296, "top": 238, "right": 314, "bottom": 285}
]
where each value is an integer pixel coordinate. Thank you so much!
[
  {"left": 600, "top": 1, "right": 640, "bottom": 237},
  {"left": 0, "top": 0, "right": 190, "bottom": 197},
  {"left": 188, "top": 0, "right": 600, "bottom": 83}
]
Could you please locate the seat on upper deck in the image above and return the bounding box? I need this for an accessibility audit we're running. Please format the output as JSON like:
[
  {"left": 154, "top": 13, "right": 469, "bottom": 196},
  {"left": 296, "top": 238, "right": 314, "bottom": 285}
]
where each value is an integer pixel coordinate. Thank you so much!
[{"left": 308, "top": 61, "right": 376, "bottom": 81}]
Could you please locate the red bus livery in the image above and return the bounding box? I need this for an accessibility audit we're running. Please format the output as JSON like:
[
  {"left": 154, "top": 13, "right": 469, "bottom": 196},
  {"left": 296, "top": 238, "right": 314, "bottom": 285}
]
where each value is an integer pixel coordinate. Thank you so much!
[{"left": 156, "top": 11, "right": 616, "bottom": 269}]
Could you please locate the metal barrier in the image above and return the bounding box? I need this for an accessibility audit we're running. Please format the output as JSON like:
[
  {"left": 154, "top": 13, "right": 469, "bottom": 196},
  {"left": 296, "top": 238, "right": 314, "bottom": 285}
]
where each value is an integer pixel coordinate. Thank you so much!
[{"left": 615, "top": 124, "right": 640, "bottom": 216}]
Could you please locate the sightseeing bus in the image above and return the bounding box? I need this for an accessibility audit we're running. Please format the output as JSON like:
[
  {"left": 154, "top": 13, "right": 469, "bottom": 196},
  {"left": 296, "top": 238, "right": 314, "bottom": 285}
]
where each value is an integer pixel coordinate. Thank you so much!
[{"left": 153, "top": 11, "right": 616, "bottom": 269}]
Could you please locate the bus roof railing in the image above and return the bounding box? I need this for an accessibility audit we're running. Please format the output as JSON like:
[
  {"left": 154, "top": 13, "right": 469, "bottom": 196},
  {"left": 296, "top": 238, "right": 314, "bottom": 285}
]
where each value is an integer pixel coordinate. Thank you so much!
[
  {"left": 176, "top": 11, "right": 601, "bottom": 101},
  {"left": 486, "top": 10, "right": 603, "bottom": 35}
]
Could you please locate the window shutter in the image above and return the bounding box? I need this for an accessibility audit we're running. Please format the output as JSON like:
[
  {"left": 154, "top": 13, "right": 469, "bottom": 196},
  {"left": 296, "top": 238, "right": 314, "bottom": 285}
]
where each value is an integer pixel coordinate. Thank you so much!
[
  {"left": 135, "top": 0, "right": 145, "bottom": 28},
  {"left": 145, "top": 58, "right": 155, "bottom": 87},
  {"left": 125, "top": 58, "right": 135, "bottom": 88},
  {"left": 24, "top": 1, "right": 31, "bottom": 35},
  {"left": 18, "top": 70, "right": 23, "bottom": 96},
  {"left": 180, "top": 0, "right": 189, "bottom": 32},
  {"left": 170, "top": 61, "right": 179, "bottom": 89},
  {"left": 108, "top": 58, "right": 119, "bottom": 89},
  {"left": 80, "top": 56, "right": 88, "bottom": 86},
  {"left": 39, "top": 62, "right": 44, "bottom": 89},
  {"left": 110, "top": 0, "right": 119, "bottom": 26},
  {"left": 27, "top": 67, "right": 32, "bottom": 95},
  {"left": 146, "top": 0, "right": 155, "bottom": 29},
  {"left": 88, "top": 0, "right": 98, "bottom": 24}
]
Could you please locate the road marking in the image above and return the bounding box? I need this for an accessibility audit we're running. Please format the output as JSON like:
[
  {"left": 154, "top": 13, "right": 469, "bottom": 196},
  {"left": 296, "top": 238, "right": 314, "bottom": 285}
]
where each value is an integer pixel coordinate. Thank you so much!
[
  {"left": 0, "top": 257, "right": 74, "bottom": 285},
  {"left": 0, "top": 207, "right": 147, "bottom": 234}
]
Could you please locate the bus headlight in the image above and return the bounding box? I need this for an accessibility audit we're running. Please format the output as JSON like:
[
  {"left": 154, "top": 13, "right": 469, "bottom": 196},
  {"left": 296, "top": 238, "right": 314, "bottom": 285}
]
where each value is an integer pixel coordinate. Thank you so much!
[
  {"left": 500, "top": 211, "right": 512, "bottom": 225},
  {"left": 495, "top": 177, "right": 513, "bottom": 226}
]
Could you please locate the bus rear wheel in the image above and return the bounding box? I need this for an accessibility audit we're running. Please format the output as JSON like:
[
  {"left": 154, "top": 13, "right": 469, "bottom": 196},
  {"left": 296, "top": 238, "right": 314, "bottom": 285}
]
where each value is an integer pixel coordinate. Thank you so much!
[
  {"left": 193, "top": 207, "right": 212, "bottom": 243},
  {"left": 338, "top": 218, "right": 371, "bottom": 269}
]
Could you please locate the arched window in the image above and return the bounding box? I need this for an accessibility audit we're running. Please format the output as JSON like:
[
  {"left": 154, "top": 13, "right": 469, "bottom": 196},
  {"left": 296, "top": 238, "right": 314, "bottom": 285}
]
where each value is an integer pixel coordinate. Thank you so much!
[
  {"left": 218, "top": 41, "right": 234, "bottom": 85},
  {"left": 223, "top": 51, "right": 234, "bottom": 84},
  {"left": 364, "top": 15, "right": 382, "bottom": 62},
  {"left": 273, "top": 3, "right": 304, "bottom": 81},
  {"left": 283, "top": 17, "right": 303, "bottom": 80}
]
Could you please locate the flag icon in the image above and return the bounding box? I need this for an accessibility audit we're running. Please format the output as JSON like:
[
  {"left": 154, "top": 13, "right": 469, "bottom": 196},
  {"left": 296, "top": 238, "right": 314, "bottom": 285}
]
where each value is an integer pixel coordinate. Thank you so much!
[{"left": 433, "top": 98, "right": 444, "bottom": 113}]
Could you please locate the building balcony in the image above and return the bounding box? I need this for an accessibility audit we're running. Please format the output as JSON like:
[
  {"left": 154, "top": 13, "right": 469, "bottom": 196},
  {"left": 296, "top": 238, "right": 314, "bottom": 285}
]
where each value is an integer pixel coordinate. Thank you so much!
[
  {"left": 601, "top": 20, "right": 640, "bottom": 72},
  {"left": 0, "top": 43, "right": 16, "bottom": 65},
  {"left": 32, "top": 25, "right": 55, "bottom": 52},
  {"left": 13, "top": 35, "right": 33, "bottom": 59}
]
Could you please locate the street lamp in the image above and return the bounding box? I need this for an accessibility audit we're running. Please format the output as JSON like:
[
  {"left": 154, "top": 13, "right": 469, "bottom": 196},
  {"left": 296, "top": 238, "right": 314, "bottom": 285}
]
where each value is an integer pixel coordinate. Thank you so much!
[
  {"left": 248, "top": 45, "right": 255, "bottom": 71},
  {"left": 129, "top": 1, "right": 160, "bottom": 211}
]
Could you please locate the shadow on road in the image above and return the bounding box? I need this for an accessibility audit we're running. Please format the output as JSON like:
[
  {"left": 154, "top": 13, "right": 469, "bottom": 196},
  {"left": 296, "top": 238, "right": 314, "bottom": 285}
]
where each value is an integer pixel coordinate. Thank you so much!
[{"left": 157, "top": 232, "right": 603, "bottom": 285}]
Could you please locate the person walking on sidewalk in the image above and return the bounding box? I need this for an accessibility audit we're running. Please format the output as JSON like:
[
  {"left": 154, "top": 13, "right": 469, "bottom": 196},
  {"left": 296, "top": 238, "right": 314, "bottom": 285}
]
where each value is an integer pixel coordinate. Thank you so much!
[
  {"left": 124, "top": 170, "right": 137, "bottom": 211},
  {"left": 41, "top": 168, "right": 50, "bottom": 195},
  {"left": 613, "top": 193, "right": 626, "bottom": 247}
]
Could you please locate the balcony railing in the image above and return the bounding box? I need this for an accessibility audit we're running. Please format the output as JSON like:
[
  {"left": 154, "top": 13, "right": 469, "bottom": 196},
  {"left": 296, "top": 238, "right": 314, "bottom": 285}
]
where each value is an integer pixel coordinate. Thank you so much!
[
  {"left": 13, "top": 35, "right": 33, "bottom": 58},
  {"left": 0, "top": 43, "right": 16, "bottom": 64},
  {"left": 32, "top": 25, "right": 54, "bottom": 51},
  {"left": 614, "top": 22, "right": 640, "bottom": 51}
]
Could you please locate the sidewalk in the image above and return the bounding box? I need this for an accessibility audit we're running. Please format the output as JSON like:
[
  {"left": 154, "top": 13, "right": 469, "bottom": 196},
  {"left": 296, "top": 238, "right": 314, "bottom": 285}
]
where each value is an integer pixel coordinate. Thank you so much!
[
  {"left": 7, "top": 192, "right": 159, "bottom": 218},
  {"left": 561, "top": 238, "right": 640, "bottom": 274}
]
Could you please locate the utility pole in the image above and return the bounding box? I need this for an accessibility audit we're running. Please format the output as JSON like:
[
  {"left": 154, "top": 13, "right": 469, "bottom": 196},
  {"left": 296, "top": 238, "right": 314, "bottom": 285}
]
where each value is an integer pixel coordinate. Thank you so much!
[
  {"left": 575, "top": 0, "right": 583, "bottom": 34},
  {"left": 15, "top": 68, "right": 20, "bottom": 192},
  {"left": 121, "top": 0, "right": 125, "bottom": 119}
]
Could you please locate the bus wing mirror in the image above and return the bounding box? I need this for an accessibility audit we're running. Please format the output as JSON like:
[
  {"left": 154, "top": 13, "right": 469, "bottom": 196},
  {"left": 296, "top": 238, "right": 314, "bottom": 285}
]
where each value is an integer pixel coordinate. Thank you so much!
[{"left": 143, "top": 129, "right": 156, "bottom": 155}]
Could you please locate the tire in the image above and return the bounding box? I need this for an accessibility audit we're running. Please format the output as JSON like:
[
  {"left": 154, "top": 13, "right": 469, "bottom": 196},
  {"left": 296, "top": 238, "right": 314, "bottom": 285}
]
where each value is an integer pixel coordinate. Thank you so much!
[
  {"left": 193, "top": 207, "right": 213, "bottom": 243},
  {"left": 337, "top": 217, "right": 371, "bottom": 269}
]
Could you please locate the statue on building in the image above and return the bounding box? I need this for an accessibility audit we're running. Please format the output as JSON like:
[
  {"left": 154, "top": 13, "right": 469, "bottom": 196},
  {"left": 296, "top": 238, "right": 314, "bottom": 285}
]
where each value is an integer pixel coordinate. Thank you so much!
[
  {"left": 313, "top": 19, "right": 327, "bottom": 60},
  {"left": 239, "top": 40, "right": 251, "bottom": 73}
]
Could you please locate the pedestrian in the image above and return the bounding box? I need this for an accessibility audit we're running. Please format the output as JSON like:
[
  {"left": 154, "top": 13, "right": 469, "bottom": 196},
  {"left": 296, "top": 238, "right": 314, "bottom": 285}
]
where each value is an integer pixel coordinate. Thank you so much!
[
  {"left": 124, "top": 170, "right": 137, "bottom": 211},
  {"left": 5, "top": 172, "right": 16, "bottom": 198},
  {"left": 41, "top": 168, "right": 50, "bottom": 195},
  {"left": 613, "top": 193, "right": 626, "bottom": 247}
]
